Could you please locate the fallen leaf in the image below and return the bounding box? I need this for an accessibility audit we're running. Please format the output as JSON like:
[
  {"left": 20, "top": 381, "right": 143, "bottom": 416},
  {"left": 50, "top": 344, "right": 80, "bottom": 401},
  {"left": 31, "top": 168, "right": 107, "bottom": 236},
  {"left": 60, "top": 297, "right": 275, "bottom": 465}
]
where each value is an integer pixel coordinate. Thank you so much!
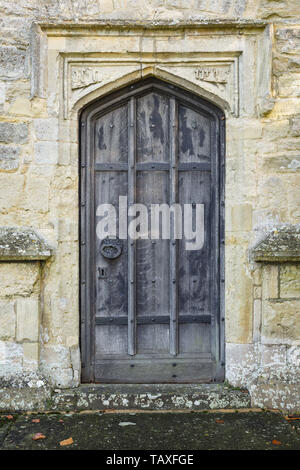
[
  {"left": 272, "top": 439, "right": 281, "bottom": 446},
  {"left": 60, "top": 437, "right": 74, "bottom": 446},
  {"left": 6, "top": 415, "right": 13, "bottom": 420},
  {"left": 32, "top": 419, "right": 40, "bottom": 423},
  {"left": 118, "top": 422, "right": 136, "bottom": 427},
  {"left": 215, "top": 419, "right": 225, "bottom": 424},
  {"left": 33, "top": 433, "right": 46, "bottom": 441}
]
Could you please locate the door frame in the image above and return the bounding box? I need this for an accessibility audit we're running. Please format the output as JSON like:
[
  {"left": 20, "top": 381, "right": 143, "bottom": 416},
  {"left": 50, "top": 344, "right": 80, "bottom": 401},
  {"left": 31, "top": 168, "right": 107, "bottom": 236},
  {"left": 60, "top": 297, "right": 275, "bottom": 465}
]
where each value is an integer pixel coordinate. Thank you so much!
[{"left": 79, "top": 77, "right": 225, "bottom": 383}]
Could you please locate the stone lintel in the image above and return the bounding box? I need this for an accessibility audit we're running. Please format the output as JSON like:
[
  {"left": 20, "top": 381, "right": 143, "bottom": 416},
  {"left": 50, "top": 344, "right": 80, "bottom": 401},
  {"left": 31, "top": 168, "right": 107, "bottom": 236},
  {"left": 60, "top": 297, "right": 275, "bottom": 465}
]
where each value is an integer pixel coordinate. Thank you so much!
[
  {"left": 0, "top": 227, "right": 52, "bottom": 261},
  {"left": 252, "top": 226, "right": 300, "bottom": 263},
  {"left": 38, "top": 19, "right": 267, "bottom": 34}
]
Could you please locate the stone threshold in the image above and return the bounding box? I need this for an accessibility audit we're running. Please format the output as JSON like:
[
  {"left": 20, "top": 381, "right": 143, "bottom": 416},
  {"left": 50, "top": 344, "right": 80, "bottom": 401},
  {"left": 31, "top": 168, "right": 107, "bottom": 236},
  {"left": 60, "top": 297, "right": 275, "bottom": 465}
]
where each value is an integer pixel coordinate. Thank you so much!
[{"left": 50, "top": 383, "right": 251, "bottom": 412}]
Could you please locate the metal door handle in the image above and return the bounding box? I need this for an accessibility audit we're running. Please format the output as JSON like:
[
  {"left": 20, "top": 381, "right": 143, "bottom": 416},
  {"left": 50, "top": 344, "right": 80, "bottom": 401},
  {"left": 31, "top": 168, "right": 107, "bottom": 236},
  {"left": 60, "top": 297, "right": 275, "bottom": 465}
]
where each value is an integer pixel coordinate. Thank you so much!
[{"left": 100, "top": 239, "right": 122, "bottom": 259}]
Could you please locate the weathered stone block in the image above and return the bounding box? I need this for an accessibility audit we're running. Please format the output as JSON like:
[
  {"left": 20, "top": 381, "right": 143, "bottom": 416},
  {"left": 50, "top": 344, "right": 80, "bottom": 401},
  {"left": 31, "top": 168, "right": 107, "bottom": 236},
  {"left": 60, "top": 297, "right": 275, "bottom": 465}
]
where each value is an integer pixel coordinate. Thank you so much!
[
  {"left": 34, "top": 118, "right": 58, "bottom": 142},
  {"left": 40, "top": 344, "right": 71, "bottom": 368},
  {"left": 225, "top": 242, "right": 253, "bottom": 343},
  {"left": 34, "top": 142, "right": 58, "bottom": 165},
  {"left": 0, "top": 145, "right": 20, "bottom": 171},
  {"left": 276, "top": 28, "right": 300, "bottom": 55},
  {"left": 0, "top": 262, "right": 40, "bottom": 297},
  {"left": 0, "top": 122, "right": 28, "bottom": 144},
  {"left": 16, "top": 299, "right": 40, "bottom": 343},
  {"left": 277, "top": 73, "right": 300, "bottom": 98},
  {"left": 23, "top": 343, "right": 39, "bottom": 371},
  {"left": 253, "top": 299, "right": 262, "bottom": 343},
  {"left": 287, "top": 346, "right": 300, "bottom": 366},
  {"left": 0, "top": 341, "right": 23, "bottom": 376},
  {"left": 290, "top": 115, "right": 300, "bottom": 136},
  {"left": 0, "top": 46, "right": 26, "bottom": 79},
  {"left": 0, "top": 174, "right": 24, "bottom": 210},
  {"left": 262, "top": 299, "right": 300, "bottom": 344},
  {"left": 280, "top": 264, "right": 300, "bottom": 298},
  {"left": 262, "top": 120, "right": 289, "bottom": 141},
  {"left": 228, "top": 203, "right": 252, "bottom": 232},
  {"left": 21, "top": 178, "right": 49, "bottom": 213},
  {"left": 225, "top": 343, "right": 258, "bottom": 388},
  {"left": 260, "top": 344, "right": 287, "bottom": 366},
  {"left": 253, "top": 286, "right": 262, "bottom": 299},
  {"left": 0, "top": 301, "right": 16, "bottom": 341},
  {"left": 262, "top": 265, "right": 279, "bottom": 300}
]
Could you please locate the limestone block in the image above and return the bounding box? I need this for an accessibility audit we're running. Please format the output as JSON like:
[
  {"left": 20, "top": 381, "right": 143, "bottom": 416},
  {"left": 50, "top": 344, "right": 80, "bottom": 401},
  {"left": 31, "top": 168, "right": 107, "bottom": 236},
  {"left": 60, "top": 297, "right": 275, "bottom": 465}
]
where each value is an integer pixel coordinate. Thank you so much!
[
  {"left": 16, "top": 299, "right": 40, "bottom": 343},
  {"left": 275, "top": 28, "right": 300, "bottom": 55},
  {"left": 262, "top": 299, "right": 300, "bottom": 344},
  {"left": 21, "top": 178, "right": 49, "bottom": 213},
  {"left": 34, "top": 141, "right": 58, "bottom": 165},
  {"left": 0, "top": 82, "right": 5, "bottom": 106},
  {"left": 0, "top": 262, "right": 40, "bottom": 297},
  {"left": 228, "top": 203, "right": 252, "bottom": 232},
  {"left": 253, "top": 299, "right": 262, "bottom": 343},
  {"left": 0, "top": 46, "right": 25, "bottom": 79},
  {"left": 48, "top": 368, "right": 75, "bottom": 389},
  {"left": 40, "top": 344, "right": 71, "bottom": 369},
  {"left": 0, "top": 122, "right": 28, "bottom": 144},
  {"left": 0, "top": 301, "right": 16, "bottom": 341},
  {"left": 70, "top": 345, "right": 81, "bottom": 373},
  {"left": 290, "top": 115, "right": 300, "bottom": 136},
  {"left": 0, "top": 145, "right": 20, "bottom": 171},
  {"left": 287, "top": 345, "right": 300, "bottom": 366},
  {"left": 277, "top": 73, "right": 300, "bottom": 98},
  {"left": 225, "top": 243, "right": 253, "bottom": 343},
  {"left": 34, "top": 118, "right": 58, "bottom": 142},
  {"left": 262, "top": 155, "right": 300, "bottom": 172},
  {"left": 262, "top": 265, "right": 279, "bottom": 300},
  {"left": 249, "top": 380, "right": 300, "bottom": 414},
  {"left": 260, "top": 344, "right": 287, "bottom": 366},
  {"left": 225, "top": 343, "right": 258, "bottom": 388},
  {"left": 8, "top": 97, "right": 31, "bottom": 117},
  {"left": 23, "top": 343, "right": 39, "bottom": 371},
  {"left": 260, "top": 0, "right": 299, "bottom": 20},
  {"left": 0, "top": 174, "right": 24, "bottom": 211},
  {"left": 0, "top": 341, "right": 23, "bottom": 376},
  {"left": 271, "top": 98, "right": 300, "bottom": 117},
  {"left": 242, "top": 120, "right": 263, "bottom": 139},
  {"left": 262, "top": 120, "right": 289, "bottom": 141},
  {"left": 253, "top": 286, "right": 262, "bottom": 299},
  {"left": 280, "top": 264, "right": 300, "bottom": 298}
]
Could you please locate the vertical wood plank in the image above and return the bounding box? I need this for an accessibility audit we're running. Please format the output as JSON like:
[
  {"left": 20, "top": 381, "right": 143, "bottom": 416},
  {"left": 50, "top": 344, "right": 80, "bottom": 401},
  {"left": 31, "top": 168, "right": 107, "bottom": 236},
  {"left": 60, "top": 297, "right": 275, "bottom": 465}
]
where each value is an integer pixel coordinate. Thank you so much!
[
  {"left": 169, "top": 97, "right": 178, "bottom": 356},
  {"left": 128, "top": 97, "right": 136, "bottom": 356}
]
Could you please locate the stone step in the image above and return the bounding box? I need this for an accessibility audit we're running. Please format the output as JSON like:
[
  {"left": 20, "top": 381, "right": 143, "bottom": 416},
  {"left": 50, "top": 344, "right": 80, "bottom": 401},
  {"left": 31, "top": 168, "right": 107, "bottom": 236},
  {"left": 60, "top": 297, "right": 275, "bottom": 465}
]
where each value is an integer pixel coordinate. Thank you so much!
[{"left": 51, "top": 383, "right": 251, "bottom": 411}]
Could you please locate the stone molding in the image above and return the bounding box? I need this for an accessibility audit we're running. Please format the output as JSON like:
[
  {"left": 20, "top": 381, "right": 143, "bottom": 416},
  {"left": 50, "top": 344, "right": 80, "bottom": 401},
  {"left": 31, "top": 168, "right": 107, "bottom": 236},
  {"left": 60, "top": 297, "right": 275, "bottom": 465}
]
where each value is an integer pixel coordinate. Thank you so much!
[
  {"left": 31, "top": 21, "right": 273, "bottom": 120},
  {"left": 0, "top": 227, "right": 52, "bottom": 261},
  {"left": 252, "top": 226, "right": 300, "bottom": 263}
]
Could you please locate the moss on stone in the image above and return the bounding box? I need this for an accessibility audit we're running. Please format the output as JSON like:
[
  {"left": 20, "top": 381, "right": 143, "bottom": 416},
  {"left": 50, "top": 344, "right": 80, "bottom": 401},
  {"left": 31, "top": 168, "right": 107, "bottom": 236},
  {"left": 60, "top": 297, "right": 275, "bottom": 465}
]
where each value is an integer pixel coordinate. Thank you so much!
[
  {"left": 252, "top": 225, "right": 300, "bottom": 262},
  {"left": 0, "top": 227, "right": 52, "bottom": 261}
]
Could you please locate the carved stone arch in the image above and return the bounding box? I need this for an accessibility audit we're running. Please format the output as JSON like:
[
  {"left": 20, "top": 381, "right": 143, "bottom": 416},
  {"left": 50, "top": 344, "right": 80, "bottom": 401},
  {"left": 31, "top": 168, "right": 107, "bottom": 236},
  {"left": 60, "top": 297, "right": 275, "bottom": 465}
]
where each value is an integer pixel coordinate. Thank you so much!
[{"left": 71, "top": 67, "right": 230, "bottom": 119}]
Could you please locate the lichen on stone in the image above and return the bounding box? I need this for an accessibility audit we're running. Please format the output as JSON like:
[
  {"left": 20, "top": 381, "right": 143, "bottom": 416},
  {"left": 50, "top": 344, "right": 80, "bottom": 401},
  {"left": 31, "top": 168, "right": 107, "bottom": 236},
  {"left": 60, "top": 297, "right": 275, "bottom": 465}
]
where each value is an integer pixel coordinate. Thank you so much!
[
  {"left": 252, "top": 224, "right": 300, "bottom": 262},
  {"left": 0, "top": 226, "right": 52, "bottom": 261}
]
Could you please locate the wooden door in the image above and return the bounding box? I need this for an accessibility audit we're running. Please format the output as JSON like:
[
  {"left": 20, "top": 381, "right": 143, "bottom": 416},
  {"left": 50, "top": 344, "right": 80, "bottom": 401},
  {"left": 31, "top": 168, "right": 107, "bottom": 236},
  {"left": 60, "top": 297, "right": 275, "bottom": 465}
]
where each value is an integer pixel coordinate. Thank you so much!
[{"left": 80, "top": 78, "right": 225, "bottom": 383}]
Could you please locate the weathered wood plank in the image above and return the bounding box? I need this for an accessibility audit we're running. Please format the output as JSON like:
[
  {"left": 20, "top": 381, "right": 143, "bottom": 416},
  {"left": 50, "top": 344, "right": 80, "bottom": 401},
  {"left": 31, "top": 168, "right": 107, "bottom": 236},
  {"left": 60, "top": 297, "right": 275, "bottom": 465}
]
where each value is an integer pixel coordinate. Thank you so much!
[{"left": 128, "top": 97, "right": 136, "bottom": 356}]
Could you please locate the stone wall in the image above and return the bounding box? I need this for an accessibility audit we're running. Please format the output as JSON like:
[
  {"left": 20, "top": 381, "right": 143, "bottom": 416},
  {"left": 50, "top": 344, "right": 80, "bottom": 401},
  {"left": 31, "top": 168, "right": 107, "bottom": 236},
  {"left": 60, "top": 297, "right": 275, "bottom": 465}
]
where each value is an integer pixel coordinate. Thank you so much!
[{"left": 0, "top": 1, "right": 299, "bottom": 411}]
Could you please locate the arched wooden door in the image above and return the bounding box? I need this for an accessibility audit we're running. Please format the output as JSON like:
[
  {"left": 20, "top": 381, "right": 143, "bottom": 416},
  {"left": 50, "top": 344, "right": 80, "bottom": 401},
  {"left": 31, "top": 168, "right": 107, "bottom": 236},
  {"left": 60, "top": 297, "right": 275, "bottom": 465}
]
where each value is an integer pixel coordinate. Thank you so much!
[{"left": 80, "top": 78, "right": 225, "bottom": 383}]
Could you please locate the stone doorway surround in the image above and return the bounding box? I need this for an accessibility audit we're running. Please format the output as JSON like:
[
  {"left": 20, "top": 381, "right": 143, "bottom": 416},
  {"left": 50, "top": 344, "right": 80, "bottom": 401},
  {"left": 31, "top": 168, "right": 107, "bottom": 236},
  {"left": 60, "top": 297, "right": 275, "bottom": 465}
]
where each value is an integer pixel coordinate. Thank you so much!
[{"left": 1, "top": 19, "right": 299, "bottom": 413}]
